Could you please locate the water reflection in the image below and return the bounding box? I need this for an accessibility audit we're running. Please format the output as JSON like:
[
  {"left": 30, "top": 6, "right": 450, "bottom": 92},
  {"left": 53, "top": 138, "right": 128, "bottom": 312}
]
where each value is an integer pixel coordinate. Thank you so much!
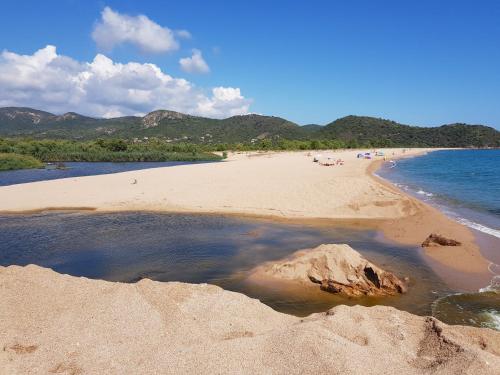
[{"left": 0, "top": 212, "right": 450, "bottom": 318}]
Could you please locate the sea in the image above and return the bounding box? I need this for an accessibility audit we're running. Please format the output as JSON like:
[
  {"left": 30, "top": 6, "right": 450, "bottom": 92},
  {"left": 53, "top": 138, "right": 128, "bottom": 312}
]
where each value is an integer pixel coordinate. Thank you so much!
[{"left": 378, "top": 149, "right": 500, "bottom": 329}]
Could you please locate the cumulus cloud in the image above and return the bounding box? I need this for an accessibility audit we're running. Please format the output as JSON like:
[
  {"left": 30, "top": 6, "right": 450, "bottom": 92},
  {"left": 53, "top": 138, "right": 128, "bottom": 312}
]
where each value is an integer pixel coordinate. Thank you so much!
[
  {"left": 197, "top": 87, "right": 249, "bottom": 117},
  {"left": 0, "top": 45, "right": 251, "bottom": 118},
  {"left": 92, "top": 7, "right": 180, "bottom": 53},
  {"left": 179, "top": 49, "right": 210, "bottom": 74}
]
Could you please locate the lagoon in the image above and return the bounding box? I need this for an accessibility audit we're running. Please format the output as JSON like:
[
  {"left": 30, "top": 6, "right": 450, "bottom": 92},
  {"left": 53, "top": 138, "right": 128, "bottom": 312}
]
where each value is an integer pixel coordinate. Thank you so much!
[
  {"left": 0, "top": 161, "right": 213, "bottom": 186},
  {"left": 0, "top": 211, "right": 452, "bottom": 318}
]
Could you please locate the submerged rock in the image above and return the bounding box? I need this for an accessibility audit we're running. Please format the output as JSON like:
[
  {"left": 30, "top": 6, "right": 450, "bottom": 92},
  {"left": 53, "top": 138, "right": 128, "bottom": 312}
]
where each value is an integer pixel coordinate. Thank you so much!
[
  {"left": 253, "top": 244, "right": 407, "bottom": 297},
  {"left": 422, "top": 233, "right": 462, "bottom": 247}
]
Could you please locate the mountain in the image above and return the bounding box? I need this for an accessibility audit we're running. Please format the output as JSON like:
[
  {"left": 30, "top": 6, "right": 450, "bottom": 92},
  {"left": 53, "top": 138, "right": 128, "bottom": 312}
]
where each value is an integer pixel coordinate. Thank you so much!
[
  {"left": 0, "top": 107, "right": 312, "bottom": 143},
  {"left": 0, "top": 107, "right": 57, "bottom": 132},
  {"left": 0, "top": 107, "right": 499, "bottom": 147},
  {"left": 0, "top": 107, "right": 100, "bottom": 136}
]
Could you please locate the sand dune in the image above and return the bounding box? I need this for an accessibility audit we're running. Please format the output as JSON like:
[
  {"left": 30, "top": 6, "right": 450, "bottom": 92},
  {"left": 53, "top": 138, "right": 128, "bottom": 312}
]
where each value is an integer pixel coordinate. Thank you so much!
[{"left": 1, "top": 265, "right": 499, "bottom": 375}]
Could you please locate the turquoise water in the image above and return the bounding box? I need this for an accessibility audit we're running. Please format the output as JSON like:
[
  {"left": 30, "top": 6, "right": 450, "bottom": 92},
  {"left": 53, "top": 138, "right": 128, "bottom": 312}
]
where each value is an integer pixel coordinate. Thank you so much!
[
  {"left": 378, "top": 149, "right": 500, "bottom": 330},
  {"left": 378, "top": 149, "right": 499, "bottom": 239}
]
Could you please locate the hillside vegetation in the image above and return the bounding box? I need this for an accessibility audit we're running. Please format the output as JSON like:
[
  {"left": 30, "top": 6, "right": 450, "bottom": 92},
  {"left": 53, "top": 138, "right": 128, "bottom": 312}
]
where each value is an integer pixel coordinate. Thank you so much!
[
  {"left": 320, "top": 116, "right": 500, "bottom": 148},
  {"left": 0, "top": 107, "right": 499, "bottom": 148},
  {"left": 0, "top": 138, "right": 222, "bottom": 166}
]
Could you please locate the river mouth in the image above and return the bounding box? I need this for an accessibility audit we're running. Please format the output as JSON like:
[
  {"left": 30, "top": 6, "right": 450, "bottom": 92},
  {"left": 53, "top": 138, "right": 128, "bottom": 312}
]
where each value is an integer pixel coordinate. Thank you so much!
[{"left": 0, "top": 211, "right": 497, "bottom": 328}]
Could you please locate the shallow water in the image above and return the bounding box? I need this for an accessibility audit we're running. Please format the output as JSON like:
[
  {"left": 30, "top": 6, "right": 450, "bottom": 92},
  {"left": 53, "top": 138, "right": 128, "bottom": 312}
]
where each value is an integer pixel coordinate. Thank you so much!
[
  {"left": 0, "top": 212, "right": 452, "bottom": 318},
  {"left": 378, "top": 149, "right": 500, "bottom": 240},
  {"left": 378, "top": 149, "right": 500, "bottom": 330},
  {"left": 0, "top": 161, "right": 213, "bottom": 186},
  {"left": 432, "top": 287, "right": 500, "bottom": 330}
]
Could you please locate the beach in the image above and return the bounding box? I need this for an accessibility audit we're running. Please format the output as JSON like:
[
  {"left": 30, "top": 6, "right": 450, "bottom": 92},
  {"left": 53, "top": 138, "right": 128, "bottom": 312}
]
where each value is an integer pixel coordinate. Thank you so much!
[
  {"left": 1, "top": 148, "right": 499, "bottom": 374},
  {"left": 0, "top": 148, "right": 490, "bottom": 280},
  {"left": 2, "top": 2, "right": 499, "bottom": 372}
]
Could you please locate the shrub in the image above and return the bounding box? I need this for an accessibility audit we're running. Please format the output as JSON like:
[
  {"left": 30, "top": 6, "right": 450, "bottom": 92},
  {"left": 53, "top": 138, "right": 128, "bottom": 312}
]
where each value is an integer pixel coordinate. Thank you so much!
[{"left": 0, "top": 153, "right": 44, "bottom": 171}]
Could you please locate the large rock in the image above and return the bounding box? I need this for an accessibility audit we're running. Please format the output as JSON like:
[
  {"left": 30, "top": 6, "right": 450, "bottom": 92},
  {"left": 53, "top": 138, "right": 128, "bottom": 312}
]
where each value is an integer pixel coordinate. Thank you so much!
[
  {"left": 0, "top": 265, "right": 499, "bottom": 374},
  {"left": 141, "top": 110, "right": 193, "bottom": 128},
  {"left": 422, "top": 233, "right": 462, "bottom": 247},
  {"left": 251, "top": 244, "right": 407, "bottom": 296}
]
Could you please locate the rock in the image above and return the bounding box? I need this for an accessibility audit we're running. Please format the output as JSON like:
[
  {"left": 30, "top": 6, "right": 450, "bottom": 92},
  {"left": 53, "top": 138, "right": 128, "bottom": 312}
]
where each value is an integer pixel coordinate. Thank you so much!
[
  {"left": 252, "top": 244, "right": 407, "bottom": 297},
  {"left": 142, "top": 110, "right": 192, "bottom": 128},
  {"left": 422, "top": 233, "right": 462, "bottom": 247}
]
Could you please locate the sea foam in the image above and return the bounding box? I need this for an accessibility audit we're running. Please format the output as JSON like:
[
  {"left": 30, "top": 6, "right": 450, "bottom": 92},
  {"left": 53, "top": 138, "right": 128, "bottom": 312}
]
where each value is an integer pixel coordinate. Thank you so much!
[
  {"left": 416, "top": 189, "right": 434, "bottom": 197},
  {"left": 481, "top": 310, "right": 500, "bottom": 330},
  {"left": 457, "top": 217, "right": 500, "bottom": 239}
]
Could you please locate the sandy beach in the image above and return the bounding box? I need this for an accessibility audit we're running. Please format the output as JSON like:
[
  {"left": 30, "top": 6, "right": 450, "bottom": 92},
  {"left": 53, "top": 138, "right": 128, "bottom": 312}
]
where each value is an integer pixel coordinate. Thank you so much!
[
  {"left": 0, "top": 148, "right": 490, "bottom": 279},
  {"left": 0, "top": 148, "right": 422, "bottom": 218},
  {"left": 2, "top": 2, "right": 499, "bottom": 372},
  {"left": 1, "top": 148, "right": 499, "bottom": 374}
]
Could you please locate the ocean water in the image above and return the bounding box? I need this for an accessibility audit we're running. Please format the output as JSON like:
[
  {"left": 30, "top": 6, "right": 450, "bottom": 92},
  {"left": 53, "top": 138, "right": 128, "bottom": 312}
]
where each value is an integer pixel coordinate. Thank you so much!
[
  {"left": 378, "top": 149, "right": 500, "bottom": 330},
  {"left": 378, "top": 149, "right": 499, "bottom": 239},
  {"left": 0, "top": 161, "right": 214, "bottom": 186}
]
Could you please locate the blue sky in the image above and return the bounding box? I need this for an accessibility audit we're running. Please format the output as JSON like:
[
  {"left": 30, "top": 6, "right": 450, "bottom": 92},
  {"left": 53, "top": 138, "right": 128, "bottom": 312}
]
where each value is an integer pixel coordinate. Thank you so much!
[{"left": 0, "top": 0, "right": 499, "bottom": 128}]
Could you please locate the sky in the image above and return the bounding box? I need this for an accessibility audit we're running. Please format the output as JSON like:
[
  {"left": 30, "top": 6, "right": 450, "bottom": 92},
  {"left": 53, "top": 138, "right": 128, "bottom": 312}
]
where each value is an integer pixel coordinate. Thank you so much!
[{"left": 0, "top": 0, "right": 499, "bottom": 128}]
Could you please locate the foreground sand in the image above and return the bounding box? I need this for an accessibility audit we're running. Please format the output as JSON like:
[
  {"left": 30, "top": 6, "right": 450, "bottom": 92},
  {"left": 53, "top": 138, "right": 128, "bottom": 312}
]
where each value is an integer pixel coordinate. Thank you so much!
[
  {"left": 1, "top": 265, "right": 499, "bottom": 375},
  {"left": 0, "top": 148, "right": 490, "bottom": 278}
]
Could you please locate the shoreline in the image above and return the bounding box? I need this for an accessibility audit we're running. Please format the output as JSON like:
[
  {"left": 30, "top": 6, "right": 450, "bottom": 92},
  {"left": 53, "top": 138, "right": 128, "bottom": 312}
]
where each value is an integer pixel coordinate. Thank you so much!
[
  {"left": 0, "top": 148, "right": 492, "bottom": 290},
  {"left": 368, "top": 157, "right": 493, "bottom": 290}
]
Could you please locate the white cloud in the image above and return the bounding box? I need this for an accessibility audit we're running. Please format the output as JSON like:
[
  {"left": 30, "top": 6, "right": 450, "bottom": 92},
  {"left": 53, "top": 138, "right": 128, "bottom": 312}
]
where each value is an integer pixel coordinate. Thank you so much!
[
  {"left": 197, "top": 87, "right": 249, "bottom": 117},
  {"left": 92, "top": 7, "right": 180, "bottom": 53},
  {"left": 175, "top": 30, "right": 192, "bottom": 39},
  {"left": 0, "top": 45, "right": 251, "bottom": 118},
  {"left": 179, "top": 49, "right": 210, "bottom": 74}
]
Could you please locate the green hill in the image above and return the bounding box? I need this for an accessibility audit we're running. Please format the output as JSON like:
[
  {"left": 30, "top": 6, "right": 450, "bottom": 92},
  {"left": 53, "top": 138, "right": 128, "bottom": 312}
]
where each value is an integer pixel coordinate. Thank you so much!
[
  {"left": 0, "top": 108, "right": 311, "bottom": 143},
  {"left": 0, "top": 107, "right": 498, "bottom": 147},
  {"left": 319, "top": 115, "right": 500, "bottom": 148}
]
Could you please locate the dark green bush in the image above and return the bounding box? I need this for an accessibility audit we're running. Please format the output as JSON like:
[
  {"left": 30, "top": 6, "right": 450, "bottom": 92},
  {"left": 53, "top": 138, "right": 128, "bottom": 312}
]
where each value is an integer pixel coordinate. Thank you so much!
[{"left": 0, "top": 153, "right": 44, "bottom": 171}]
